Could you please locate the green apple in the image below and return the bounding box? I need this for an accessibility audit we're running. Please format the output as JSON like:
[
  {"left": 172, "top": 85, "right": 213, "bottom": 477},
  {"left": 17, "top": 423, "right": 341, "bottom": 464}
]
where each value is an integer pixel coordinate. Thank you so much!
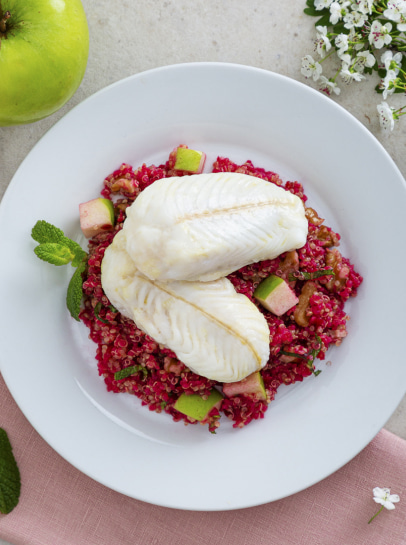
[
  {"left": 174, "top": 146, "right": 206, "bottom": 173},
  {"left": 254, "top": 274, "right": 299, "bottom": 316},
  {"left": 222, "top": 372, "right": 267, "bottom": 401},
  {"left": 79, "top": 198, "right": 115, "bottom": 238},
  {"left": 174, "top": 389, "right": 223, "bottom": 421},
  {"left": 0, "top": 0, "right": 89, "bottom": 126}
]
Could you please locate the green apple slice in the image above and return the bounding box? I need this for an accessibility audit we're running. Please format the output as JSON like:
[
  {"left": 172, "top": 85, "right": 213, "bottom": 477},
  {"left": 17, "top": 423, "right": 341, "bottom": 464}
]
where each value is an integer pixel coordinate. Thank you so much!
[
  {"left": 174, "top": 147, "right": 206, "bottom": 173},
  {"left": 223, "top": 372, "right": 267, "bottom": 401},
  {"left": 174, "top": 389, "right": 223, "bottom": 421},
  {"left": 254, "top": 274, "right": 299, "bottom": 316},
  {"left": 79, "top": 198, "right": 115, "bottom": 238}
]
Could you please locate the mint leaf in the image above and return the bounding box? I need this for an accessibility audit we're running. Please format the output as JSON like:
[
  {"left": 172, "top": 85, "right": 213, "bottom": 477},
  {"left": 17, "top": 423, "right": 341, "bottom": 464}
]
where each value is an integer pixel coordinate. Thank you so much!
[
  {"left": 0, "top": 428, "right": 21, "bottom": 514},
  {"left": 32, "top": 220, "right": 89, "bottom": 319},
  {"left": 34, "top": 243, "right": 75, "bottom": 266},
  {"left": 114, "top": 365, "right": 146, "bottom": 380},
  {"left": 66, "top": 261, "right": 86, "bottom": 321},
  {"left": 288, "top": 269, "right": 335, "bottom": 281},
  {"left": 69, "top": 244, "right": 88, "bottom": 267},
  {"left": 31, "top": 220, "right": 66, "bottom": 244},
  {"left": 32, "top": 220, "right": 86, "bottom": 266}
]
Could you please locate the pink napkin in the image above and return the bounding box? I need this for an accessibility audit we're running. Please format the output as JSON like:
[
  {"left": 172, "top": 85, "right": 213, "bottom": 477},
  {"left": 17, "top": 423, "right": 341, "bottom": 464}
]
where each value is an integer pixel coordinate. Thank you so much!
[{"left": 1, "top": 372, "right": 405, "bottom": 545}]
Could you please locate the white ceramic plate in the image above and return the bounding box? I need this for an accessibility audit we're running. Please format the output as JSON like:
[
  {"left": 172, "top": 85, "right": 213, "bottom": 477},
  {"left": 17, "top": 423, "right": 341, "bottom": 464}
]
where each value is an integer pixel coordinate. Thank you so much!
[{"left": 1, "top": 63, "right": 406, "bottom": 511}]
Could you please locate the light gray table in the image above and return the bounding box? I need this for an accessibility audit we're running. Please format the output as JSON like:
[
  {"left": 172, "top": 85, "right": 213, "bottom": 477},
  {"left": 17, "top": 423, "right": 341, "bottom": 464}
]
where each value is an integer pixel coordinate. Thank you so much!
[{"left": 1, "top": 1, "right": 405, "bottom": 543}]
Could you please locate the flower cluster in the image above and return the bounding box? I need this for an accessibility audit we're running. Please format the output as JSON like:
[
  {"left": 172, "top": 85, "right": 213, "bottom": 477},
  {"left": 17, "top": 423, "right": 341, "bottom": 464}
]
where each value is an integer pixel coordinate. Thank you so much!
[{"left": 302, "top": 0, "right": 406, "bottom": 130}]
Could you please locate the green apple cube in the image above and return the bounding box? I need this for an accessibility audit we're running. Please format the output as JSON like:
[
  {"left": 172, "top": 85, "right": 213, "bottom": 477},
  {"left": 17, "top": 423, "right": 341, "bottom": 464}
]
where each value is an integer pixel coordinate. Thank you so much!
[
  {"left": 174, "top": 147, "right": 206, "bottom": 173},
  {"left": 254, "top": 274, "right": 299, "bottom": 316},
  {"left": 79, "top": 198, "right": 115, "bottom": 238},
  {"left": 174, "top": 389, "right": 223, "bottom": 421},
  {"left": 223, "top": 372, "right": 267, "bottom": 401}
]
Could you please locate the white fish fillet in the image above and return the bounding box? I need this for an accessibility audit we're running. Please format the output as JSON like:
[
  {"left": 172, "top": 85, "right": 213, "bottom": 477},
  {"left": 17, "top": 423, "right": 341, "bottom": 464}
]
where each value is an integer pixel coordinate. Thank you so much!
[
  {"left": 101, "top": 230, "right": 270, "bottom": 383},
  {"left": 123, "top": 172, "right": 308, "bottom": 282}
]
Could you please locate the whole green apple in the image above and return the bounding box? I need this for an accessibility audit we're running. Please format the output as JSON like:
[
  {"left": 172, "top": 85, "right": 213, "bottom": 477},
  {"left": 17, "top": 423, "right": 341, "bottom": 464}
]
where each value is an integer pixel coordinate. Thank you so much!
[{"left": 0, "top": 0, "right": 89, "bottom": 126}]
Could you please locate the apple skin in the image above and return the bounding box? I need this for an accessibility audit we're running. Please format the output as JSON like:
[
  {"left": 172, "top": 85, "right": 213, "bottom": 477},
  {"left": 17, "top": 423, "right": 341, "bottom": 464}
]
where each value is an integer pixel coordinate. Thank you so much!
[{"left": 0, "top": 0, "right": 89, "bottom": 126}]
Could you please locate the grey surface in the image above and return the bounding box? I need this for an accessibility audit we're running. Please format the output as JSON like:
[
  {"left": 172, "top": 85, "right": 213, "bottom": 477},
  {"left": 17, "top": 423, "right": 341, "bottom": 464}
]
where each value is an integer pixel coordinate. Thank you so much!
[{"left": 1, "top": 0, "right": 405, "bottom": 543}]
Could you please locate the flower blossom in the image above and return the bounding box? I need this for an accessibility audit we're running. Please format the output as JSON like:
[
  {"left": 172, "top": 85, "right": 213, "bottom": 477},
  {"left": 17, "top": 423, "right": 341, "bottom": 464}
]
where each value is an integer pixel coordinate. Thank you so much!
[
  {"left": 329, "top": 1, "right": 350, "bottom": 24},
  {"left": 368, "top": 20, "right": 393, "bottom": 49},
  {"left": 318, "top": 75, "right": 341, "bottom": 95},
  {"left": 353, "top": 0, "right": 374, "bottom": 14},
  {"left": 335, "top": 33, "right": 349, "bottom": 55},
  {"left": 340, "top": 67, "right": 365, "bottom": 83},
  {"left": 377, "top": 102, "right": 396, "bottom": 130},
  {"left": 381, "top": 69, "right": 398, "bottom": 99},
  {"left": 372, "top": 487, "right": 400, "bottom": 509},
  {"left": 344, "top": 9, "right": 368, "bottom": 28},
  {"left": 354, "top": 50, "right": 376, "bottom": 71},
  {"left": 315, "top": 0, "right": 333, "bottom": 9},
  {"left": 301, "top": 55, "right": 323, "bottom": 81},
  {"left": 315, "top": 26, "right": 332, "bottom": 57},
  {"left": 383, "top": 0, "right": 406, "bottom": 31},
  {"left": 381, "top": 50, "right": 403, "bottom": 74}
]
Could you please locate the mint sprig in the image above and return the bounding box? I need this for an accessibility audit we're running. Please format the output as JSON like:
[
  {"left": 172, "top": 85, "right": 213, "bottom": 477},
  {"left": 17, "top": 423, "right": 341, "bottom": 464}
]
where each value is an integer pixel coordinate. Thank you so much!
[
  {"left": 288, "top": 269, "right": 334, "bottom": 282},
  {"left": 66, "top": 261, "right": 87, "bottom": 321},
  {"left": 0, "top": 428, "right": 21, "bottom": 514},
  {"left": 32, "top": 220, "right": 87, "bottom": 266},
  {"left": 31, "top": 220, "right": 88, "bottom": 321},
  {"left": 114, "top": 365, "right": 147, "bottom": 381}
]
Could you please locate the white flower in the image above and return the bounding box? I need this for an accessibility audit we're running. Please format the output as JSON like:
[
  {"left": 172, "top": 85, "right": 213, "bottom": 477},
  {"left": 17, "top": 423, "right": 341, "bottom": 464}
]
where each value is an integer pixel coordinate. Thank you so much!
[
  {"left": 340, "top": 66, "right": 365, "bottom": 82},
  {"left": 381, "top": 50, "right": 403, "bottom": 74},
  {"left": 315, "top": 0, "right": 334, "bottom": 9},
  {"left": 368, "top": 20, "right": 393, "bottom": 49},
  {"left": 381, "top": 69, "right": 398, "bottom": 99},
  {"left": 348, "top": 27, "right": 365, "bottom": 50},
  {"left": 353, "top": 0, "right": 374, "bottom": 14},
  {"left": 319, "top": 75, "right": 341, "bottom": 95},
  {"left": 372, "top": 487, "right": 400, "bottom": 509},
  {"left": 315, "top": 26, "right": 332, "bottom": 57},
  {"left": 335, "top": 33, "right": 349, "bottom": 55},
  {"left": 301, "top": 55, "right": 323, "bottom": 81},
  {"left": 383, "top": 0, "right": 406, "bottom": 22},
  {"left": 344, "top": 9, "right": 368, "bottom": 28},
  {"left": 355, "top": 50, "right": 376, "bottom": 70},
  {"left": 339, "top": 52, "right": 352, "bottom": 66},
  {"left": 330, "top": 1, "right": 350, "bottom": 24}
]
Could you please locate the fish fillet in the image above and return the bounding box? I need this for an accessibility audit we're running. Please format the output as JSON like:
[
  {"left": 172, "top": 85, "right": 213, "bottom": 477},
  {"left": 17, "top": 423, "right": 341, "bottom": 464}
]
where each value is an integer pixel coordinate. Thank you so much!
[
  {"left": 123, "top": 172, "right": 308, "bottom": 282},
  {"left": 101, "top": 231, "right": 270, "bottom": 383}
]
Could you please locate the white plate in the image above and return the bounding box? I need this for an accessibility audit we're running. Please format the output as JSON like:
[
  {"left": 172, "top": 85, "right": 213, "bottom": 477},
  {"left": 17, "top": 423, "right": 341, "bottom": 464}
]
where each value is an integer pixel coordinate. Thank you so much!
[{"left": 1, "top": 63, "right": 406, "bottom": 511}]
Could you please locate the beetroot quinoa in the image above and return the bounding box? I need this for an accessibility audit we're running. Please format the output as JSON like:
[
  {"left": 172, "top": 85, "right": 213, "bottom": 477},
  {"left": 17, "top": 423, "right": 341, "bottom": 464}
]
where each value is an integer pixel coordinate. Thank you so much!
[{"left": 79, "top": 146, "right": 363, "bottom": 433}]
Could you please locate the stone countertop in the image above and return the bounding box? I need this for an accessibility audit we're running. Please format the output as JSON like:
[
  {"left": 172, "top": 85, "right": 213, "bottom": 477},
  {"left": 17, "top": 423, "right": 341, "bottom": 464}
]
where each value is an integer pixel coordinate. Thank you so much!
[{"left": 0, "top": 3, "right": 405, "bottom": 539}]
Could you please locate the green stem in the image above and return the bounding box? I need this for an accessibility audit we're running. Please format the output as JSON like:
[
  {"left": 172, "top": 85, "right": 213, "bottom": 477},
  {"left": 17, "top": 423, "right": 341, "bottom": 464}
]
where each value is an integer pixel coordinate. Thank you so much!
[{"left": 368, "top": 505, "right": 384, "bottom": 524}]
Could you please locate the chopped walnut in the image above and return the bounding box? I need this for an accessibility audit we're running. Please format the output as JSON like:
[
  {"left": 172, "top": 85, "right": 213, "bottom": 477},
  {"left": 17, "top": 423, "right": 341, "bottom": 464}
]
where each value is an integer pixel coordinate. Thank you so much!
[
  {"left": 305, "top": 207, "right": 324, "bottom": 226},
  {"left": 294, "top": 281, "right": 317, "bottom": 327},
  {"left": 325, "top": 249, "right": 350, "bottom": 291},
  {"left": 278, "top": 250, "right": 300, "bottom": 281},
  {"left": 110, "top": 177, "right": 138, "bottom": 194},
  {"left": 315, "top": 225, "right": 340, "bottom": 247}
]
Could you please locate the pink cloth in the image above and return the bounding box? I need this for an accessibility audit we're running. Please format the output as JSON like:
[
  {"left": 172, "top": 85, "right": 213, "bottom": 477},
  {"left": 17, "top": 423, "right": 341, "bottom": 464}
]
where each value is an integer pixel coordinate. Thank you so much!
[{"left": 1, "top": 372, "right": 405, "bottom": 545}]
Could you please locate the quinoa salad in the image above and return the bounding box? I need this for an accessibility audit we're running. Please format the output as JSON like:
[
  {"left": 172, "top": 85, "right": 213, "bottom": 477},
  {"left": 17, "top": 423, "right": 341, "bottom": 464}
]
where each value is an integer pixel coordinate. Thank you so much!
[{"left": 78, "top": 146, "right": 363, "bottom": 433}]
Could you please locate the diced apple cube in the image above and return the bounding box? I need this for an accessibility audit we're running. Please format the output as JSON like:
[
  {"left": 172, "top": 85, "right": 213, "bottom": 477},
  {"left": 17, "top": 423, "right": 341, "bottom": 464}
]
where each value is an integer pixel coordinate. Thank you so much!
[
  {"left": 173, "top": 146, "right": 206, "bottom": 174},
  {"left": 79, "top": 198, "right": 115, "bottom": 238},
  {"left": 223, "top": 372, "right": 267, "bottom": 401},
  {"left": 254, "top": 274, "right": 299, "bottom": 316},
  {"left": 174, "top": 389, "right": 223, "bottom": 421}
]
